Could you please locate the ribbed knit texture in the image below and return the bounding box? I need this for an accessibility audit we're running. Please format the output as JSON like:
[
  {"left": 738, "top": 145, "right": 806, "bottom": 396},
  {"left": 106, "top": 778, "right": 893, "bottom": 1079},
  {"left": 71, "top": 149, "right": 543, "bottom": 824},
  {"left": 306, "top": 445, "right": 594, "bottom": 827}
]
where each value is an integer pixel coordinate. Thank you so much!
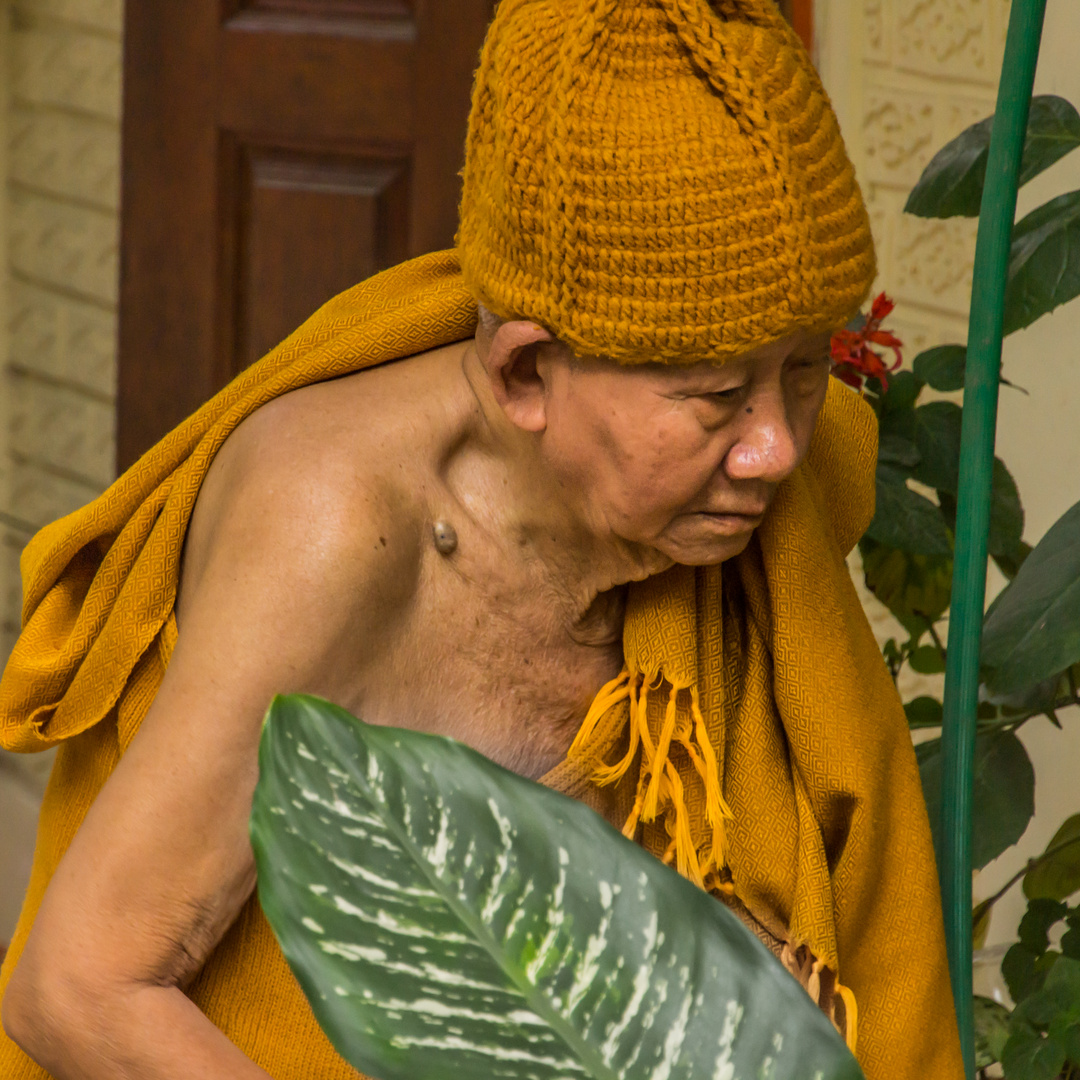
[
  {"left": 0, "top": 253, "right": 960, "bottom": 1080},
  {"left": 457, "top": 0, "right": 876, "bottom": 364}
]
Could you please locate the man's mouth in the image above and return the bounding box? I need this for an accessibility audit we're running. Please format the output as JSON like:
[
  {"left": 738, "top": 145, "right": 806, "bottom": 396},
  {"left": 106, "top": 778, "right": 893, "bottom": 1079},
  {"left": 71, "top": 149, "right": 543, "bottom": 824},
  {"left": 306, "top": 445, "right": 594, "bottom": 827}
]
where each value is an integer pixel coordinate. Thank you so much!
[
  {"left": 696, "top": 509, "right": 767, "bottom": 531},
  {"left": 699, "top": 506, "right": 768, "bottom": 521}
]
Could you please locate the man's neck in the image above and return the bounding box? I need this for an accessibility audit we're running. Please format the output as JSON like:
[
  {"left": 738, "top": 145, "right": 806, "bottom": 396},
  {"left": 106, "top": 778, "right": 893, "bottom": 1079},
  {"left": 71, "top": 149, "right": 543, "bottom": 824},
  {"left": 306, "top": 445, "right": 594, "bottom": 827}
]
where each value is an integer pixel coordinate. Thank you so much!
[{"left": 454, "top": 343, "right": 671, "bottom": 626}]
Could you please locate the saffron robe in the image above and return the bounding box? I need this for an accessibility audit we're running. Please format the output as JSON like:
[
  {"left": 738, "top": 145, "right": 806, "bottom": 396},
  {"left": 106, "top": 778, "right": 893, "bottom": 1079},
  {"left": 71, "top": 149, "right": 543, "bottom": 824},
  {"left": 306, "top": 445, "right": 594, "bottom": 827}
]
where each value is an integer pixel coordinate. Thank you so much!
[{"left": 0, "top": 251, "right": 962, "bottom": 1079}]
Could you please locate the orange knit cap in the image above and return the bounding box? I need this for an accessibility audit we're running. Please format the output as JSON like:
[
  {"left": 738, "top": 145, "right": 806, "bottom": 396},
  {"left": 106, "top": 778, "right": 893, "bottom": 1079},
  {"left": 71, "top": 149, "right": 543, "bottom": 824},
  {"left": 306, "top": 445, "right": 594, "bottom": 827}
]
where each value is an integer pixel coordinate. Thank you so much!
[{"left": 457, "top": 0, "right": 876, "bottom": 365}]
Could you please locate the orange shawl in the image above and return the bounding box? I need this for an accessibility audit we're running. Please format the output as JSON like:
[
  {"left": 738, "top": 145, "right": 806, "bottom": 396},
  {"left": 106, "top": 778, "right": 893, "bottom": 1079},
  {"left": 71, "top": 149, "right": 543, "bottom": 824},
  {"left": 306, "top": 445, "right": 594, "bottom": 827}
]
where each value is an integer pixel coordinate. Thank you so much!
[{"left": 0, "top": 251, "right": 961, "bottom": 1079}]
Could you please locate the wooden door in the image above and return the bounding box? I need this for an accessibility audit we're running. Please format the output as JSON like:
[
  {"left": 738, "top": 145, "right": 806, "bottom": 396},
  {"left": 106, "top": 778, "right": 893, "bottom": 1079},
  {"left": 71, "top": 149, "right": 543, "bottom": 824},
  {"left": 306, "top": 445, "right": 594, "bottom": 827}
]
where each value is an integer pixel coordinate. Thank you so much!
[
  {"left": 117, "top": 0, "right": 813, "bottom": 472},
  {"left": 117, "top": 0, "right": 495, "bottom": 470}
]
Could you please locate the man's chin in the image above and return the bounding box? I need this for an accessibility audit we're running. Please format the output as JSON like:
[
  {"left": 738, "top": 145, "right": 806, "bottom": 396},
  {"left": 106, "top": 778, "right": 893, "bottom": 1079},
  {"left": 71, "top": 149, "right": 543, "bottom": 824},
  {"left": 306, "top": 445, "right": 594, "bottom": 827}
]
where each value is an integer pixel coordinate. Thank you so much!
[{"left": 657, "top": 523, "right": 758, "bottom": 567}]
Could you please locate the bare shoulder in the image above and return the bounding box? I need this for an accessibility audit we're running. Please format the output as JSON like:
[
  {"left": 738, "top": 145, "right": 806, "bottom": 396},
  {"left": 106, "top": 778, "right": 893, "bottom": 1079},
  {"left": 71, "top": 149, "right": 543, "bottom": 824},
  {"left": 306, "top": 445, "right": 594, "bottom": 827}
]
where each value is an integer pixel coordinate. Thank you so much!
[
  {"left": 170, "top": 356, "right": 470, "bottom": 720},
  {"left": 173, "top": 342, "right": 470, "bottom": 709},
  {"left": 182, "top": 368, "right": 433, "bottom": 622}
]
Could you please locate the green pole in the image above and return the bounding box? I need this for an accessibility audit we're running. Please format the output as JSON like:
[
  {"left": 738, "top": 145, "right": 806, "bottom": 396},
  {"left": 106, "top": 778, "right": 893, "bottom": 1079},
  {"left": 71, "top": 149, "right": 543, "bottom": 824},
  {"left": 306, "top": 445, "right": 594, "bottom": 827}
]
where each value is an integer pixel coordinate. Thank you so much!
[{"left": 939, "top": 0, "right": 1046, "bottom": 1075}]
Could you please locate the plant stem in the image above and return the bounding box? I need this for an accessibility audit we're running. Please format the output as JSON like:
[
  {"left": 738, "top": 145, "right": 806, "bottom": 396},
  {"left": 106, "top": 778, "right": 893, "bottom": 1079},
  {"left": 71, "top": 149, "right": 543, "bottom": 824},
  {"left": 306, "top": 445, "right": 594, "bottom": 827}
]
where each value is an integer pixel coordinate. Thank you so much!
[
  {"left": 938, "top": 5, "right": 1047, "bottom": 1071},
  {"left": 977, "top": 834, "right": 1080, "bottom": 913},
  {"left": 977, "top": 693, "right": 1079, "bottom": 734},
  {"left": 928, "top": 622, "right": 947, "bottom": 655}
]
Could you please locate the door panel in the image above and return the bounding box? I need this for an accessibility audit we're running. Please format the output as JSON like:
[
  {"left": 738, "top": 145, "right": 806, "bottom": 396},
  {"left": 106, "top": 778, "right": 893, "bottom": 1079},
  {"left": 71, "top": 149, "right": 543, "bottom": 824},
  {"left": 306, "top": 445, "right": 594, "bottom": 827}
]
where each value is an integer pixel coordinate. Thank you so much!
[
  {"left": 235, "top": 145, "right": 410, "bottom": 369},
  {"left": 217, "top": 30, "right": 415, "bottom": 140},
  {"left": 118, "top": 0, "right": 492, "bottom": 470}
]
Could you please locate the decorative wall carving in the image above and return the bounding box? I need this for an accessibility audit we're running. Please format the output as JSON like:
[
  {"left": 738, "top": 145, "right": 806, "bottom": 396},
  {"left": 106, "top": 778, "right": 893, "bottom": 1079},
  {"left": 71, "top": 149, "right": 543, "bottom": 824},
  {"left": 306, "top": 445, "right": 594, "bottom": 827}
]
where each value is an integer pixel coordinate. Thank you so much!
[
  {"left": 9, "top": 282, "right": 116, "bottom": 398},
  {"left": 893, "top": 213, "right": 979, "bottom": 313},
  {"left": 10, "top": 109, "right": 120, "bottom": 210},
  {"left": 895, "top": 0, "right": 994, "bottom": 82},
  {"left": 863, "top": 91, "right": 937, "bottom": 188},
  {"left": 9, "top": 190, "right": 118, "bottom": 304},
  {"left": 13, "top": 26, "right": 121, "bottom": 121},
  {"left": 19, "top": 0, "right": 122, "bottom": 34},
  {"left": 864, "top": 0, "right": 886, "bottom": 61}
]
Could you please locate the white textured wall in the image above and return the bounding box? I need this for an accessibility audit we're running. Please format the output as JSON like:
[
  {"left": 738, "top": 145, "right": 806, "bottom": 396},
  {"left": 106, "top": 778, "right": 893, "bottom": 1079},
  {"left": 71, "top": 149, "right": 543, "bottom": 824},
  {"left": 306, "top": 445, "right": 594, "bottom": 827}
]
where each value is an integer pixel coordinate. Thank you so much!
[
  {"left": 818, "top": 0, "right": 1080, "bottom": 969},
  {"left": 0, "top": 0, "right": 121, "bottom": 942},
  {"left": 2, "top": 0, "right": 121, "bottom": 657}
]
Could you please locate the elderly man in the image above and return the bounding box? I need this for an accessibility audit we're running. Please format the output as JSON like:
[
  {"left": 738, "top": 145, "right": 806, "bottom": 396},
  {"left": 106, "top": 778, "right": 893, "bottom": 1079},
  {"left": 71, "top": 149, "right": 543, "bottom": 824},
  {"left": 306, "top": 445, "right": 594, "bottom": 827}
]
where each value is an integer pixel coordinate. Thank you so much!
[{"left": 0, "top": 0, "right": 962, "bottom": 1078}]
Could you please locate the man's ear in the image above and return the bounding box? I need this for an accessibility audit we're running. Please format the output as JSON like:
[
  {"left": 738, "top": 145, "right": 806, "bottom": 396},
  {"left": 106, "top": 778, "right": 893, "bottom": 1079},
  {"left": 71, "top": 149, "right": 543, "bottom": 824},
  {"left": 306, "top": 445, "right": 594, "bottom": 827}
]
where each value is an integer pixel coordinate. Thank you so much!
[{"left": 480, "top": 320, "right": 558, "bottom": 433}]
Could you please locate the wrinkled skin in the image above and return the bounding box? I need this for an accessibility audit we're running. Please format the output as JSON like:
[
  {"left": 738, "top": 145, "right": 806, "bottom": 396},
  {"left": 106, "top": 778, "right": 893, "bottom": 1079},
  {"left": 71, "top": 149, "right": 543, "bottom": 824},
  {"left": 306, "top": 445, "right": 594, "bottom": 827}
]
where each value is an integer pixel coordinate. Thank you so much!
[{"left": 3, "top": 316, "right": 832, "bottom": 1079}]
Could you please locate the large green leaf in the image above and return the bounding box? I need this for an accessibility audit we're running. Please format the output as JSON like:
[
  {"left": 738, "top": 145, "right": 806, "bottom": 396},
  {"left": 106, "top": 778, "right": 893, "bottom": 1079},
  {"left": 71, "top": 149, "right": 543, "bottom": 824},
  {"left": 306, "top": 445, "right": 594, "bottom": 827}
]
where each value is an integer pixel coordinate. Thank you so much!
[
  {"left": 876, "top": 431, "right": 921, "bottom": 470},
  {"left": 1003, "top": 190, "right": 1080, "bottom": 335},
  {"left": 988, "top": 458, "right": 1025, "bottom": 562},
  {"left": 1003, "top": 943, "right": 1060, "bottom": 1007},
  {"left": 880, "top": 370, "right": 924, "bottom": 414},
  {"left": 865, "top": 473, "right": 952, "bottom": 557},
  {"left": 982, "top": 500, "right": 1080, "bottom": 694},
  {"left": 1001, "top": 1021, "right": 1067, "bottom": 1080},
  {"left": 1025, "top": 816, "right": 1080, "bottom": 903},
  {"left": 251, "top": 695, "right": 863, "bottom": 1080},
  {"left": 1003, "top": 956, "right": 1080, "bottom": 1079},
  {"left": 860, "top": 539, "right": 952, "bottom": 633},
  {"left": 912, "top": 401, "right": 962, "bottom": 494},
  {"left": 912, "top": 345, "right": 967, "bottom": 391},
  {"left": 908, "top": 644, "right": 946, "bottom": 674},
  {"left": 905, "top": 96, "right": 1080, "bottom": 219},
  {"left": 911, "top": 344, "right": 1024, "bottom": 394},
  {"left": 904, "top": 696, "right": 944, "bottom": 729},
  {"left": 916, "top": 729, "right": 1035, "bottom": 870},
  {"left": 936, "top": 461, "right": 1025, "bottom": 568}
]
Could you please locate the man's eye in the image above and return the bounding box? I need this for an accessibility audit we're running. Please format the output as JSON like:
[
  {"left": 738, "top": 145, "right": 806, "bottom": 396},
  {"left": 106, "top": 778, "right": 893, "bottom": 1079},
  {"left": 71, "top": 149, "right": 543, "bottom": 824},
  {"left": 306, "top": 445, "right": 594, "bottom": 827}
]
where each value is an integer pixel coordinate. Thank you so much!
[{"left": 706, "top": 386, "right": 744, "bottom": 400}]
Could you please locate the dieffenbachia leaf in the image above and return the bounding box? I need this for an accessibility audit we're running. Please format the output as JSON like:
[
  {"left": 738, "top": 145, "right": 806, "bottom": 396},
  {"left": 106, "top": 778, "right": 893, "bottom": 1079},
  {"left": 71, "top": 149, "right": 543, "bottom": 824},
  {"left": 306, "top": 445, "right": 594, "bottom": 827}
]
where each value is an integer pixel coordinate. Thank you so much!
[
  {"left": 905, "top": 95, "right": 1080, "bottom": 219},
  {"left": 982, "top": 499, "right": 1080, "bottom": 695},
  {"left": 251, "top": 694, "right": 864, "bottom": 1080}
]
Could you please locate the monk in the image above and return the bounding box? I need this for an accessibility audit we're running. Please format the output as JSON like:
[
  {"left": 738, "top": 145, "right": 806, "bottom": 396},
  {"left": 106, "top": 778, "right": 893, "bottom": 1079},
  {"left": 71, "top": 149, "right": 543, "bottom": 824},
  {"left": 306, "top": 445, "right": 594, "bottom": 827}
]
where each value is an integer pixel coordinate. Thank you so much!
[{"left": 0, "top": 0, "right": 964, "bottom": 1078}]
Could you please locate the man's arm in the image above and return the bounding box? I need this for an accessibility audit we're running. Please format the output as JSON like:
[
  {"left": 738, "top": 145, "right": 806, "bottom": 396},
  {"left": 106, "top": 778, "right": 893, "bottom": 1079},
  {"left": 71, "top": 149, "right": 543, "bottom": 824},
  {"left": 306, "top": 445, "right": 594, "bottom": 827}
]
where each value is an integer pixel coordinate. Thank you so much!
[{"left": 1, "top": 407, "right": 416, "bottom": 1079}]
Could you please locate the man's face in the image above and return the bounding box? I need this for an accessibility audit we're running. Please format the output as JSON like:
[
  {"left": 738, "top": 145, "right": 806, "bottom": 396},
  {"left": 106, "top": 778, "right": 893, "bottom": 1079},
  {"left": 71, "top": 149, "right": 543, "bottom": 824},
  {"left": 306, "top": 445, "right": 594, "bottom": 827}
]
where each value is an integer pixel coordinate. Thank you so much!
[{"left": 541, "top": 333, "right": 834, "bottom": 566}]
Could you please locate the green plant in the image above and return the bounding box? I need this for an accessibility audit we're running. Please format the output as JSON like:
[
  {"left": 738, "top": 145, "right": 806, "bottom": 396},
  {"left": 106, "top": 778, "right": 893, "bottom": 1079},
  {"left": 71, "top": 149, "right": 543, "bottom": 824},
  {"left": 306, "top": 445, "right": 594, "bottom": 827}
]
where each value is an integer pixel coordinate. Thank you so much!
[
  {"left": 250, "top": 694, "right": 864, "bottom": 1080},
  {"left": 850, "top": 95, "right": 1080, "bottom": 1078}
]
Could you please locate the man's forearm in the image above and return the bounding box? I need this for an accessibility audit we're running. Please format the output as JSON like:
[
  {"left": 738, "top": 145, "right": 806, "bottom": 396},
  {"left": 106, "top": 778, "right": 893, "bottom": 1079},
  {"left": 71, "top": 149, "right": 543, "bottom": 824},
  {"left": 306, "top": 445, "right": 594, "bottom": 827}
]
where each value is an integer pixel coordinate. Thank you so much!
[{"left": 6, "top": 980, "right": 273, "bottom": 1080}]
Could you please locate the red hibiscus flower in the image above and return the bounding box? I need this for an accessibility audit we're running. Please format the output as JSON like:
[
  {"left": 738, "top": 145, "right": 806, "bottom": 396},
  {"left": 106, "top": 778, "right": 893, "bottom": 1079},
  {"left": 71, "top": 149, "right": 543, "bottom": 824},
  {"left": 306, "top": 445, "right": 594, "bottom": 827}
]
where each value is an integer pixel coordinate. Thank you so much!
[{"left": 831, "top": 292, "right": 903, "bottom": 392}]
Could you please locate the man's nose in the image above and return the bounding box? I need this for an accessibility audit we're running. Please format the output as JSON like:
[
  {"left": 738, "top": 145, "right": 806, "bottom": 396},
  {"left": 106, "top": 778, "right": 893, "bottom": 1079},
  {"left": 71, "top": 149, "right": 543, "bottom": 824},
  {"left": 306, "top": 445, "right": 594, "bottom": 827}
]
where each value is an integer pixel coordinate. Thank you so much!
[{"left": 723, "top": 403, "right": 799, "bottom": 483}]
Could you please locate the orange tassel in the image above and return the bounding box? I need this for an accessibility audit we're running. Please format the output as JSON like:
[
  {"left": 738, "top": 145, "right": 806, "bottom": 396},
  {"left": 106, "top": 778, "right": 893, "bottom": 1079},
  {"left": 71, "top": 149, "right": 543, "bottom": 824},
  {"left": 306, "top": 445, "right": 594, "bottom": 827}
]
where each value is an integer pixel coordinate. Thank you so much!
[
  {"left": 567, "top": 669, "right": 630, "bottom": 758},
  {"left": 571, "top": 666, "right": 734, "bottom": 896},
  {"left": 836, "top": 982, "right": 858, "bottom": 1053},
  {"left": 642, "top": 681, "right": 680, "bottom": 822}
]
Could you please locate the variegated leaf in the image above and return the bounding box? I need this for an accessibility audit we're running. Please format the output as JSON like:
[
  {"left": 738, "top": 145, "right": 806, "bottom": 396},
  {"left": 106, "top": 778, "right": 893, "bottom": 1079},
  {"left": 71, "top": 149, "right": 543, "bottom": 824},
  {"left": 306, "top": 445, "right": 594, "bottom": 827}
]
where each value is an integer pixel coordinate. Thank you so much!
[{"left": 251, "top": 694, "right": 864, "bottom": 1080}]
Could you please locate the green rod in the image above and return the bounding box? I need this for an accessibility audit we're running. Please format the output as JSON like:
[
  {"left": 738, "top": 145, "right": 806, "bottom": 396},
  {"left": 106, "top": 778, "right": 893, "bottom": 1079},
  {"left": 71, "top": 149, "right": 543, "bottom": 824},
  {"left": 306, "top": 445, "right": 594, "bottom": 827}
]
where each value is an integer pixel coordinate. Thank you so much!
[{"left": 939, "top": 0, "right": 1046, "bottom": 1075}]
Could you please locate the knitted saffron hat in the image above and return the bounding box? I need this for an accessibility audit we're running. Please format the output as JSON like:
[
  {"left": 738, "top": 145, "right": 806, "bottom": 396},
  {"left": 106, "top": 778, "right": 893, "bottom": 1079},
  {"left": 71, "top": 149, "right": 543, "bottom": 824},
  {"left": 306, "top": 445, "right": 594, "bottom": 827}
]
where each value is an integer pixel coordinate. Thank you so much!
[{"left": 457, "top": 0, "right": 876, "bottom": 364}]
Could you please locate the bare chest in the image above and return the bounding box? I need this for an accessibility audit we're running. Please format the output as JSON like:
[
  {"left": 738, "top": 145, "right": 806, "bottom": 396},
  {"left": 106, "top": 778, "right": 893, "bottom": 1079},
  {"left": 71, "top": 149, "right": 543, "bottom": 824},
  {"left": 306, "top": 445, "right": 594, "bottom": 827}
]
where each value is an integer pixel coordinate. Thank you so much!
[{"left": 355, "top": 537, "right": 624, "bottom": 780}]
